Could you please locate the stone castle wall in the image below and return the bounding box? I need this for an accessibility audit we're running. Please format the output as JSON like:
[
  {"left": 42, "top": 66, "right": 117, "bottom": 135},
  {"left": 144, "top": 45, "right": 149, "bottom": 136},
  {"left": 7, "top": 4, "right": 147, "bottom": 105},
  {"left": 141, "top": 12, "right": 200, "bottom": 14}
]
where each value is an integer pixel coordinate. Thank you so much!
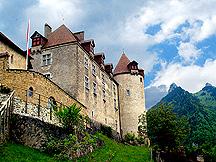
[
  {"left": 31, "top": 43, "right": 120, "bottom": 133},
  {"left": 114, "top": 73, "right": 146, "bottom": 137},
  {"left": 0, "top": 41, "right": 26, "bottom": 70},
  {"left": 10, "top": 114, "right": 105, "bottom": 157},
  {"left": 0, "top": 56, "right": 86, "bottom": 115}
]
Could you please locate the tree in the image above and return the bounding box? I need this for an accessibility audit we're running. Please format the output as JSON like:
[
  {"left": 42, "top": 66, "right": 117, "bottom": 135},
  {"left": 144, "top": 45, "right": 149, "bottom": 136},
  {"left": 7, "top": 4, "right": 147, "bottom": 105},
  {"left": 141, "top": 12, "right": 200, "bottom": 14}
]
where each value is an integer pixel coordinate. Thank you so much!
[
  {"left": 147, "top": 101, "right": 190, "bottom": 152},
  {"left": 53, "top": 103, "right": 88, "bottom": 132}
]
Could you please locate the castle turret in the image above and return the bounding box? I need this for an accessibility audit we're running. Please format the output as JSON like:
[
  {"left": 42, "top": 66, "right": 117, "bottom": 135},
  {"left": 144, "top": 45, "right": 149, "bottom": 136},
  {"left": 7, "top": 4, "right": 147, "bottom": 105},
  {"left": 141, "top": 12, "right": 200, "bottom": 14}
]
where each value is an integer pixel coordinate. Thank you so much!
[{"left": 113, "top": 53, "right": 146, "bottom": 138}]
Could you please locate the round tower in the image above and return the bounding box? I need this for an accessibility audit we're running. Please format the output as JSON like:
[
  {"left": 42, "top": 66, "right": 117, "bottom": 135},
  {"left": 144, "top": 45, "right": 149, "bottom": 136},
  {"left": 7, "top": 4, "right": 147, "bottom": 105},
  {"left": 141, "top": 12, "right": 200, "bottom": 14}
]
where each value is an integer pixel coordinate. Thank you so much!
[{"left": 113, "top": 53, "right": 146, "bottom": 138}]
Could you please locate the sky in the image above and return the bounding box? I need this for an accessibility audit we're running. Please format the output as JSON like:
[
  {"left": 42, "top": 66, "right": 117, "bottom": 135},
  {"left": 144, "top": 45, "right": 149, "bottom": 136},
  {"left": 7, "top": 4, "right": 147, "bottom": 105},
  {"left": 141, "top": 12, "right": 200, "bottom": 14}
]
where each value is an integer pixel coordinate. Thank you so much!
[{"left": 1, "top": 0, "right": 216, "bottom": 109}]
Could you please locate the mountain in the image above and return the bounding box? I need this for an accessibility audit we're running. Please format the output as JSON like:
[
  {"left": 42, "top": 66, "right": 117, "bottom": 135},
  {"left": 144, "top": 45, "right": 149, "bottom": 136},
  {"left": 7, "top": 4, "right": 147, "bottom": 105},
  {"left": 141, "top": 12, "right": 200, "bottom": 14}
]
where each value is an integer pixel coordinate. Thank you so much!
[
  {"left": 193, "top": 83, "right": 216, "bottom": 110},
  {"left": 153, "top": 83, "right": 216, "bottom": 147}
]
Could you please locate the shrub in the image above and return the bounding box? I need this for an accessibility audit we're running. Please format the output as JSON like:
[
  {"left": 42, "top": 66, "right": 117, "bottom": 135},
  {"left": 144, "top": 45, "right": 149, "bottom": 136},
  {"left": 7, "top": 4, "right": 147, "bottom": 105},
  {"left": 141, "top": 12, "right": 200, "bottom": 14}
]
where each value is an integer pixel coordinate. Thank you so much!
[
  {"left": 53, "top": 103, "right": 88, "bottom": 132},
  {"left": 125, "top": 133, "right": 135, "bottom": 142},
  {"left": 101, "top": 125, "right": 113, "bottom": 139}
]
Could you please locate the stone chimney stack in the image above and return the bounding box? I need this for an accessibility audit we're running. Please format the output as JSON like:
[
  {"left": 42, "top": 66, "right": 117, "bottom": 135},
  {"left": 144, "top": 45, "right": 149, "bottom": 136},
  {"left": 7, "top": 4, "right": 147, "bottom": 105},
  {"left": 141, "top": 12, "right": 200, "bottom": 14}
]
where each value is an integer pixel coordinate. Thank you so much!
[{"left": 44, "top": 23, "right": 52, "bottom": 37}]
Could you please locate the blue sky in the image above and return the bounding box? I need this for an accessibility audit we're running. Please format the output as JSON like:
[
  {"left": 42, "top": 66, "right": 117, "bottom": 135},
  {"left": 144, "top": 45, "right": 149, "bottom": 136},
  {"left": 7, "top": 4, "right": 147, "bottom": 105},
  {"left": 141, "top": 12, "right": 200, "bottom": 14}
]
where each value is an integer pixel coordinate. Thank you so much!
[{"left": 1, "top": 0, "right": 216, "bottom": 108}]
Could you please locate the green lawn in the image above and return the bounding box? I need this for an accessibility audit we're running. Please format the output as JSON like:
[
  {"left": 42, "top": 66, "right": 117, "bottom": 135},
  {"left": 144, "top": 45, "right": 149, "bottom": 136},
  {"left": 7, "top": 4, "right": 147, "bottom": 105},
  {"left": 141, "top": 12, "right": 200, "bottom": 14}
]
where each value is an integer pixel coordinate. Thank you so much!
[
  {"left": 0, "top": 133, "right": 151, "bottom": 162},
  {"left": 0, "top": 141, "right": 55, "bottom": 162},
  {"left": 78, "top": 133, "right": 151, "bottom": 162}
]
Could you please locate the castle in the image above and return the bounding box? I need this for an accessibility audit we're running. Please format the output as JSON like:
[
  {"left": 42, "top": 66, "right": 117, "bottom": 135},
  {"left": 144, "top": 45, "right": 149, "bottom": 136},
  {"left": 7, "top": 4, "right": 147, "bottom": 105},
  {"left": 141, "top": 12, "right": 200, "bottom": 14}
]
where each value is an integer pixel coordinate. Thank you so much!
[{"left": 0, "top": 23, "right": 146, "bottom": 139}]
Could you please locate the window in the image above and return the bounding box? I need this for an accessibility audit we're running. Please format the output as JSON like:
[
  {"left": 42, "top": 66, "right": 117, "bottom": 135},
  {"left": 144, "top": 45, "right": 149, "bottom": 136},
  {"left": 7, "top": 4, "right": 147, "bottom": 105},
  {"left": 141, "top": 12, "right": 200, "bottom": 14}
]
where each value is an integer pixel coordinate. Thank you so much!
[
  {"left": 47, "top": 97, "right": 56, "bottom": 109},
  {"left": 114, "top": 99, "right": 116, "bottom": 109},
  {"left": 113, "top": 84, "right": 116, "bottom": 95},
  {"left": 84, "top": 57, "right": 88, "bottom": 69},
  {"left": 44, "top": 73, "right": 51, "bottom": 79},
  {"left": 102, "top": 74, "right": 105, "bottom": 85},
  {"left": 126, "top": 89, "right": 130, "bottom": 96},
  {"left": 105, "top": 118, "right": 107, "bottom": 124},
  {"left": 11, "top": 54, "right": 13, "bottom": 64},
  {"left": 93, "top": 82, "right": 97, "bottom": 96},
  {"left": 92, "top": 111, "right": 94, "bottom": 119},
  {"left": 42, "top": 54, "right": 51, "bottom": 66},
  {"left": 32, "top": 37, "right": 40, "bottom": 46},
  {"left": 103, "top": 89, "right": 106, "bottom": 101},
  {"left": 29, "top": 87, "right": 33, "bottom": 98},
  {"left": 115, "top": 120, "right": 118, "bottom": 132},
  {"left": 140, "top": 77, "right": 143, "bottom": 82},
  {"left": 92, "top": 64, "right": 96, "bottom": 76},
  {"left": 85, "top": 75, "right": 89, "bottom": 90}
]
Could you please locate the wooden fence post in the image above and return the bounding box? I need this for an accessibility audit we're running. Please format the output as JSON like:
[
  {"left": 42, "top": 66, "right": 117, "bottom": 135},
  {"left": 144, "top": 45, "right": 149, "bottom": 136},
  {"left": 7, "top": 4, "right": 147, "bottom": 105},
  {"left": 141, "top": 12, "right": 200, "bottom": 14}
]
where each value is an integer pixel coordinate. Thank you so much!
[
  {"left": 38, "top": 94, "right": 40, "bottom": 117},
  {"left": 25, "top": 90, "right": 28, "bottom": 113},
  {"left": 50, "top": 99, "right": 52, "bottom": 120}
]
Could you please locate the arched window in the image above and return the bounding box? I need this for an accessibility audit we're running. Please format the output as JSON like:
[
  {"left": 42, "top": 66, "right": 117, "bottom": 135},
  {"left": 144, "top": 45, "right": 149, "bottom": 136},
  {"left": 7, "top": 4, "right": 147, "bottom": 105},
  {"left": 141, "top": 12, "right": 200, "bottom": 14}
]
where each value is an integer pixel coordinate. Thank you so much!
[
  {"left": 29, "top": 87, "right": 33, "bottom": 98},
  {"left": 47, "top": 96, "right": 56, "bottom": 109}
]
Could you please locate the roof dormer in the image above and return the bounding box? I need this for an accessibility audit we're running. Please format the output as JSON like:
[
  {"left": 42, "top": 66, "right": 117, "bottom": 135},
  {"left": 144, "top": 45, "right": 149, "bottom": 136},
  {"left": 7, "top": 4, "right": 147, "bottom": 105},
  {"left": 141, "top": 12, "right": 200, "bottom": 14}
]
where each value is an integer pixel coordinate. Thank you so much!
[
  {"left": 94, "top": 52, "right": 105, "bottom": 66},
  {"left": 31, "top": 31, "right": 47, "bottom": 47},
  {"left": 128, "top": 60, "right": 138, "bottom": 75},
  {"left": 105, "top": 63, "right": 113, "bottom": 74},
  {"left": 30, "top": 31, "right": 48, "bottom": 55},
  {"left": 80, "top": 39, "right": 95, "bottom": 58}
]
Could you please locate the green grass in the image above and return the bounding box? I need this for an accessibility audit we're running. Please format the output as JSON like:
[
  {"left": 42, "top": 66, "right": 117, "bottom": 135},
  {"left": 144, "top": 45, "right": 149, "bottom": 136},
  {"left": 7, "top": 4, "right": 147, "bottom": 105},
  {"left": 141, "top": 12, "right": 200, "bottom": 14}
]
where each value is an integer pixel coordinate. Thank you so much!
[
  {"left": 0, "top": 141, "right": 55, "bottom": 162},
  {"left": 0, "top": 133, "right": 151, "bottom": 162},
  {"left": 78, "top": 133, "right": 151, "bottom": 162}
]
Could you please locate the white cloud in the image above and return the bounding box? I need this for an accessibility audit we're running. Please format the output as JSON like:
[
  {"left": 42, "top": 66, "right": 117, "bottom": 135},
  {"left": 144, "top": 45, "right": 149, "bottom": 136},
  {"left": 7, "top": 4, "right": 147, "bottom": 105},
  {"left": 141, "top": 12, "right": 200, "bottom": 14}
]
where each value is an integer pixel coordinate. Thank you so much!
[
  {"left": 177, "top": 42, "right": 201, "bottom": 62},
  {"left": 120, "top": 0, "right": 216, "bottom": 46},
  {"left": 23, "top": 0, "right": 84, "bottom": 34},
  {"left": 150, "top": 59, "right": 216, "bottom": 93}
]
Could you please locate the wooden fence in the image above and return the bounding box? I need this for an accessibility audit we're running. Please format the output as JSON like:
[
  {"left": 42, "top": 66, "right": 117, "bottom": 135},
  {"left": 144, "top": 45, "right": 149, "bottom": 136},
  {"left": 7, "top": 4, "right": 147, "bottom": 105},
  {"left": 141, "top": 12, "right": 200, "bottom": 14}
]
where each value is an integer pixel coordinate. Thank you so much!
[{"left": 0, "top": 90, "right": 15, "bottom": 144}]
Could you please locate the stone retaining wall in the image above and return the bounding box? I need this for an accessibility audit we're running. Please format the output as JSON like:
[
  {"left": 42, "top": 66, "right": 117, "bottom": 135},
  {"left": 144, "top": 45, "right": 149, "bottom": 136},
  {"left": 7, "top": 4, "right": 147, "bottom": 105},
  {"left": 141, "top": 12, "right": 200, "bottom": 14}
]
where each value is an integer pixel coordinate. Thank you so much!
[{"left": 10, "top": 114, "right": 104, "bottom": 157}]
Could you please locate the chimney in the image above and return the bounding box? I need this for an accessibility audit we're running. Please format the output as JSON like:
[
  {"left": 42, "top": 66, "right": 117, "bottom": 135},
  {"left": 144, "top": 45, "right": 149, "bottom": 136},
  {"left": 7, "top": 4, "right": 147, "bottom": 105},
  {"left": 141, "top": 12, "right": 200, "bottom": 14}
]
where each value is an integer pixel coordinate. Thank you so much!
[
  {"left": 44, "top": 23, "right": 52, "bottom": 37},
  {"left": 74, "top": 31, "right": 85, "bottom": 41}
]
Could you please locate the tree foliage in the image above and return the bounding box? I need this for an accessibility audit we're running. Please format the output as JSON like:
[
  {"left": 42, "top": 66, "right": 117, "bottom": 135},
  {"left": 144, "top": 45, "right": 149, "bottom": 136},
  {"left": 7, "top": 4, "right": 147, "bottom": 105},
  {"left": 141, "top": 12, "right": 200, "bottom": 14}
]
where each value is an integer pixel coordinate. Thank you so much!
[
  {"left": 147, "top": 101, "right": 190, "bottom": 152},
  {"left": 53, "top": 103, "right": 88, "bottom": 132}
]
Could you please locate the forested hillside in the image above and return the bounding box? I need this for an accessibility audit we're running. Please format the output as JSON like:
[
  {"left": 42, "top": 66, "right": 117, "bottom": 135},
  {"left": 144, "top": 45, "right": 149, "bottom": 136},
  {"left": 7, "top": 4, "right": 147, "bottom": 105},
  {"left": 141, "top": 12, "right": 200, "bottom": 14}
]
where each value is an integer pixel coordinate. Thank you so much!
[{"left": 156, "top": 83, "right": 216, "bottom": 147}]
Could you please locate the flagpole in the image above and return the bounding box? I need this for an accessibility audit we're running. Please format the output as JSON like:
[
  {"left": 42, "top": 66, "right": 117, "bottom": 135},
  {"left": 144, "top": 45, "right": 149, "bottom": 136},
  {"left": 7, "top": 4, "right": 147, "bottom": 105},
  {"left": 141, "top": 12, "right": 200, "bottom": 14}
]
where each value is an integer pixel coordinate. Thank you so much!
[{"left": 26, "top": 20, "right": 30, "bottom": 70}]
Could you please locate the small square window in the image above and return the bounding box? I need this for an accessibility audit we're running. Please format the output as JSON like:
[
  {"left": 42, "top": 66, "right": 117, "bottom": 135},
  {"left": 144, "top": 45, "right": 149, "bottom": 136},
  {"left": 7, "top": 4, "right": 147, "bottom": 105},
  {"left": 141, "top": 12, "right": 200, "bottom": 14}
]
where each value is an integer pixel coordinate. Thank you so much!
[
  {"left": 102, "top": 74, "right": 105, "bottom": 84},
  {"left": 44, "top": 73, "right": 51, "bottom": 79},
  {"left": 85, "top": 75, "right": 89, "bottom": 90},
  {"left": 85, "top": 57, "right": 88, "bottom": 69},
  {"left": 42, "top": 54, "right": 52, "bottom": 66},
  {"left": 92, "top": 64, "right": 96, "bottom": 76},
  {"left": 140, "top": 77, "right": 142, "bottom": 82},
  {"left": 103, "top": 89, "right": 106, "bottom": 101},
  {"left": 92, "top": 111, "right": 94, "bottom": 119},
  {"left": 93, "top": 82, "right": 97, "bottom": 96},
  {"left": 113, "top": 84, "right": 116, "bottom": 95},
  {"left": 43, "top": 60, "right": 46, "bottom": 66},
  {"left": 126, "top": 90, "right": 130, "bottom": 96},
  {"left": 114, "top": 99, "right": 116, "bottom": 109}
]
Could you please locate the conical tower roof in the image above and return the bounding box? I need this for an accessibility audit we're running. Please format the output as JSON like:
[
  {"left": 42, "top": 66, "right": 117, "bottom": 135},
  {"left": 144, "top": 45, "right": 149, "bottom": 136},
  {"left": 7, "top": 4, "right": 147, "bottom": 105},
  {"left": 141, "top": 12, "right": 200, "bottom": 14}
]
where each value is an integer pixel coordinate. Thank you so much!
[
  {"left": 113, "top": 54, "right": 131, "bottom": 75},
  {"left": 43, "top": 24, "right": 78, "bottom": 48}
]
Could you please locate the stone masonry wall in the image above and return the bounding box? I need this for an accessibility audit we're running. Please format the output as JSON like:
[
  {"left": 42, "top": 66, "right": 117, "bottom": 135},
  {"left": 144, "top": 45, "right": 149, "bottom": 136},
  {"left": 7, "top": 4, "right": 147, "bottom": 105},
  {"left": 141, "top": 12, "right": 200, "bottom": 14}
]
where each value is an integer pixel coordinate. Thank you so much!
[
  {"left": 114, "top": 73, "right": 146, "bottom": 137},
  {"left": 10, "top": 114, "right": 104, "bottom": 157},
  {"left": 0, "top": 41, "right": 26, "bottom": 70},
  {"left": 31, "top": 43, "right": 120, "bottom": 133},
  {"left": 0, "top": 56, "right": 87, "bottom": 115}
]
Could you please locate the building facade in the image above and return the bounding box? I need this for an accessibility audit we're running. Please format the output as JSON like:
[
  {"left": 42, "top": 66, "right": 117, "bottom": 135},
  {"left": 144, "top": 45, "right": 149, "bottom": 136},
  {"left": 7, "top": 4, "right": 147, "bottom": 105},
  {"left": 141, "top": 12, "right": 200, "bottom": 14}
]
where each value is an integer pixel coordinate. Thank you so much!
[
  {"left": 29, "top": 23, "right": 146, "bottom": 137},
  {"left": 0, "top": 32, "right": 27, "bottom": 70}
]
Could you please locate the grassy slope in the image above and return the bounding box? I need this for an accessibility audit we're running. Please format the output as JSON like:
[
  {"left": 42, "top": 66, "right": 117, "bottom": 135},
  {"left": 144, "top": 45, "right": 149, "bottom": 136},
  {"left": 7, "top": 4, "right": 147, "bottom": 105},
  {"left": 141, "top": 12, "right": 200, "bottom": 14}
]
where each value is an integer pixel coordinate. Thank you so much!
[
  {"left": 0, "top": 141, "right": 55, "bottom": 162},
  {"left": 0, "top": 133, "right": 151, "bottom": 162},
  {"left": 78, "top": 133, "right": 151, "bottom": 162}
]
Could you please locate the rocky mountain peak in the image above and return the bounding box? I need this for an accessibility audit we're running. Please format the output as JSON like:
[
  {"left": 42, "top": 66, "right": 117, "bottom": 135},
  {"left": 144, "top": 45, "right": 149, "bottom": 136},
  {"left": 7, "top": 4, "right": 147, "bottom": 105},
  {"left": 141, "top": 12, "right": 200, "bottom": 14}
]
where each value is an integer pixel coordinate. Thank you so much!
[
  {"left": 168, "top": 83, "right": 178, "bottom": 93},
  {"left": 205, "top": 82, "right": 212, "bottom": 87}
]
